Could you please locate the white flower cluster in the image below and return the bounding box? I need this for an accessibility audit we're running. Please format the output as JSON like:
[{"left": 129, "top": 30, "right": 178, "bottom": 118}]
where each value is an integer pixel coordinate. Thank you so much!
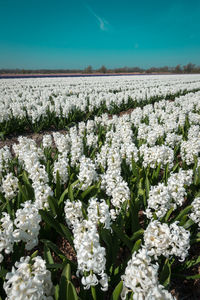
[
  {"left": 1, "top": 75, "right": 200, "bottom": 126},
  {"left": 144, "top": 220, "right": 190, "bottom": 261},
  {"left": 101, "top": 148, "right": 130, "bottom": 218},
  {"left": 138, "top": 123, "right": 165, "bottom": 146},
  {"left": 69, "top": 127, "right": 83, "bottom": 167},
  {"left": 0, "top": 213, "right": 14, "bottom": 263},
  {"left": 13, "top": 137, "right": 53, "bottom": 209},
  {"left": 146, "top": 169, "right": 193, "bottom": 219},
  {"left": 13, "top": 200, "right": 41, "bottom": 251},
  {"left": 180, "top": 138, "right": 200, "bottom": 165},
  {"left": 42, "top": 134, "right": 53, "bottom": 148},
  {"left": 187, "top": 125, "right": 200, "bottom": 139},
  {"left": 53, "top": 153, "right": 69, "bottom": 184},
  {"left": 64, "top": 199, "right": 83, "bottom": 229},
  {"left": 86, "top": 132, "right": 98, "bottom": 148},
  {"left": 140, "top": 144, "right": 174, "bottom": 169},
  {"left": 1, "top": 173, "right": 19, "bottom": 200},
  {"left": 4, "top": 255, "right": 54, "bottom": 300},
  {"left": 190, "top": 197, "right": 200, "bottom": 227},
  {"left": 53, "top": 132, "right": 70, "bottom": 153},
  {"left": 74, "top": 220, "right": 108, "bottom": 291},
  {"left": 167, "top": 169, "right": 193, "bottom": 206},
  {"left": 118, "top": 120, "right": 139, "bottom": 167},
  {"left": 64, "top": 198, "right": 109, "bottom": 291},
  {"left": 0, "top": 146, "right": 12, "bottom": 176},
  {"left": 78, "top": 156, "right": 97, "bottom": 191},
  {"left": 145, "top": 183, "right": 172, "bottom": 219},
  {"left": 121, "top": 248, "right": 174, "bottom": 300},
  {"left": 87, "top": 197, "right": 111, "bottom": 230},
  {"left": 165, "top": 132, "right": 182, "bottom": 147}
]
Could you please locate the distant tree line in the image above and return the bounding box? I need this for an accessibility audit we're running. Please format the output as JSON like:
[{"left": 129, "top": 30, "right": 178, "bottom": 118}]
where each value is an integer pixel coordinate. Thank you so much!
[{"left": 1, "top": 63, "right": 200, "bottom": 74}]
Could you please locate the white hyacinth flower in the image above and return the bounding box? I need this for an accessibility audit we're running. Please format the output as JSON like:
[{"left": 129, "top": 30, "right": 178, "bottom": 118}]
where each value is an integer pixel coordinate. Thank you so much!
[
  {"left": 0, "top": 212, "right": 14, "bottom": 263},
  {"left": 121, "top": 248, "right": 175, "bottom": 300},
  {"left": 87, "top": 197, "right": 111, "bottom": 230},
  {"left": 190, "top": 197, "right": 200, "bottom": 227},
  {"left": 13, "top": 200, "right": 41, "bottom": 250},
  {"left": 144, "top": 220, "right": 190, "bottom": 261},
  {"left": 78, "top": 156, "right": 97, "bottom": 191},
  {"left": 42, "top": 134, "right": 53, "bottom": 148},
  {"left": 4, "top": 256, "right": 54, "bottom": 300},
  {"left": 2, "top": 173, "right": 19, "bottom": 200}
]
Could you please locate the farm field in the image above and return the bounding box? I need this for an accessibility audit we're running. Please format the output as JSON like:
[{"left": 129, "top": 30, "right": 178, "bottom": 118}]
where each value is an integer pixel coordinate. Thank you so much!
[{"left": 0, "top": 74, "right": 200, "bottom": 299}]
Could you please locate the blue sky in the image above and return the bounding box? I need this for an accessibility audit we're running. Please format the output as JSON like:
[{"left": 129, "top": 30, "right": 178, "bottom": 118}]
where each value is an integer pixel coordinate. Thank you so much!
[{"left": 0, "top": 0, "right": 200, "bottom": 69}]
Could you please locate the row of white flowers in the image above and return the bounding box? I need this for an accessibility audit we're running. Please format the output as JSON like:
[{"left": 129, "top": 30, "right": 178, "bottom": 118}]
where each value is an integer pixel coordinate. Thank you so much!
[{"left": 1, "top": 74, "right": 200, "bottom": 124}]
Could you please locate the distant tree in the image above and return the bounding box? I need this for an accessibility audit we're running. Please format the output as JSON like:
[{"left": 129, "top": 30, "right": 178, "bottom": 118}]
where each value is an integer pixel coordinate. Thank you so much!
[
  {"left": 183, "top": 63, "right": 195, "bottom": 73},
  {"left": 174, "top": 64, "right": 182, "bottom": 73},
  {"left": 98, "top": 65, "right": 107, "bottom": 73},
  {"left": 84, "top": 65, "right": 93, "bottom": 74},
  {"left": 160, "top": 66, "right": 169, "bottom": 73}
]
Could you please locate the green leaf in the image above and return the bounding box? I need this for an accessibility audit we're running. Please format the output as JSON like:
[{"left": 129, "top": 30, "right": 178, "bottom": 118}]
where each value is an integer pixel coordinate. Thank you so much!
[
  {"left": 130, "top": 229, "right": 144, "bottom": 241},
  {"left": 59, "top": 264, "right": 69, "bottom": 300},
  {"left": 59, "top": 265, "right": 78, "bottom": 300},
  {"left": 183, "top": 218, "right": 195, "bottom": 229},
  {"left": 0, "top": 268, "right": 8, "bottom": 278},
  {"left": 58, "top": 188, "right": 68, "bottom": 206},
  {"left": 39, "top": 210, "right": 63, "bottom": 235},
  {"left": 18, "top": 182, "right": 28, "bottom": 202},
  {"left": 59, "top": 223, "right": 74, "bottom": 247},
  {"left": 172, "top": 162, "right": 179, "bottom": 173},
  {"left": 67, "top": 281, "right": 78, "bottom": 300},
  {"left": 145, "top": 176, "right": 150, "bottom": 198},
  {"left": 46, "top": 160, "right": 51, "bottom": 179},
  {"left": 80, "top": 185, "right": 98, "bottom": 201},
  {"left": 91, "top": 286, "right": 97, "bottom": 300},
  {"left": 138, "top": 188, "right": 144, "bottom": 196},
  {"left": 41, "top": 239, "right": 70, "bottom": 262},
  {"left": 22, "top": 170, "right": 31, "bottom": 185},
  {"left": 31, "top": 250, "right": 38, "bottom": 259},
  {"left": 159, "top": 259, "right": 171, "bottom": 288},
  {"left": 65, "top": 264, "right": 71, "bottom": 281},
  {"left": 112, "top": 224, "right": 132, "bottom": 251},
  {"left": 178, "top": 214, "right": 188, "bottom": 226},
  {"left": 56, "top": 171, "right": 61, "bottom": 199},
  {"left": 48, "top": 196, "right": 60, "bottom": 217},
  {"left": 131, "top": 158, "right": 138, "bottom": 178},
  {"left": 101, "top": 228, "right": 113, "bottom": 270},
  {"left": 179, "top": 256, "right": 200, "bottom": 270},
  {"left": 129, "top": 197, "right": 140, "bottom": 232},
  {"left": 153, "top": 162, "right": 161, "bottom": 181},
  {"left": 44, "top": 245, "right": 54, "bottom": 264},
  {"left": 54, "top": 284, "right": 59, "bottom": 300},
  {"left": 111, "top": 281, "right": 123, "bottom": 300},
  {"left": 164, "top": 162, "right": 169, "bottom": 184},
  {"left": 22, "top": 171, "right": 34, "bottom": 199},
  {"left": 174, "top": 205, "right": 192, "bottom": 222},
  {"left": 0, "top": 192, "right": 6, "bottom": 203},
  {"left": 0, "top": 131, "right": 6, "bottom": 140},
  {"left": 0, "top": 201, "right": 8, "bottom": 213},
  {"left": 46, "top": 264, "right": 64, "bottom": 269},
  {"left": 6, "top": 200, "right": 12, "bottom": 218},
  {"left": 164, "top": 207, "right": 174, "bottom": 222},
  {"left": 190, "top": 238, "right": 200, "bottom": 244},
  {"left": 184, "top": 274, "right": 200, "bottom": 280},
  {"left": 68, "top": 184, "right": 74, "bottom": 202},
  {"left": 131, "top": 239, "right": 141, "bottom": 253},
  {"left": 173, "top": 273, "right": 200, "bottom": 280}
]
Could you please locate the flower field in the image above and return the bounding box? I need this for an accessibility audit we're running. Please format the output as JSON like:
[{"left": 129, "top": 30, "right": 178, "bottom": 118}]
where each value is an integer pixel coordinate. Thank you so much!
[{"left": 0, "top": 74, "right": 200, "bottom": 299}]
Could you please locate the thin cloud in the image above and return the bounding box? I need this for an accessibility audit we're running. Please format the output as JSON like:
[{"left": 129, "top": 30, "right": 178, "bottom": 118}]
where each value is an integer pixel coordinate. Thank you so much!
[
  {"left": 86, "top": 5, "right": 109, "bottom": 31},
  {"left": 134, "top": 43, "right": 139, "bottom": 49}
]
